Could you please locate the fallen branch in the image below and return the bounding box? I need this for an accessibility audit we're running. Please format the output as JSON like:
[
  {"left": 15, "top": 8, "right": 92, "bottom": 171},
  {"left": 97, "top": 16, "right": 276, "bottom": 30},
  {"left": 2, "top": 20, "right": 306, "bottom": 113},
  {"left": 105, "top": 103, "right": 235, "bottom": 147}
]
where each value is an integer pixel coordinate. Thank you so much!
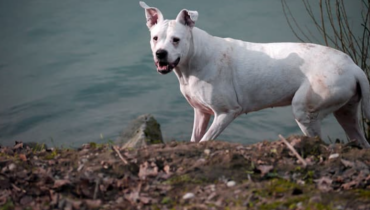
[
  {"left": 278, "top": 135, "right": 307, "bottom": 168},
  {"left": 112, "top": 145, "right": 128, "bottom": 164}
]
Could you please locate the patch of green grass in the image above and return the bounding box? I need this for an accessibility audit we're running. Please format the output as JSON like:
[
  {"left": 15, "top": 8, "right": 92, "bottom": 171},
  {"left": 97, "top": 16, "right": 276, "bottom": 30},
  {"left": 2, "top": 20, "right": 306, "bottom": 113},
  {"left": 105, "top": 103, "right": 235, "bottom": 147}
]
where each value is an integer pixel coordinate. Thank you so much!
[
  {"left": 44, "top": 149, "right": 58, "bottom": 160},
  {"left": 34, "top": 143, "right": 46, "bottom": 151},
  {"left": 303, "top": 170, "right": 315, "bottom": 184},
  {"left": 88, "top": 142, "right": 110, "bottom": 149}
]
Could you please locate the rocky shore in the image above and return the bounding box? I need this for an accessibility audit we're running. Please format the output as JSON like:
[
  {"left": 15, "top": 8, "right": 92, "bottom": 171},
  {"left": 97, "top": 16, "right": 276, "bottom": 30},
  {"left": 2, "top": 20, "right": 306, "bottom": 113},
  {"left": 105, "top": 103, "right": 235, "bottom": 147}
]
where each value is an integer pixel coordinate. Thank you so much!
[{"left": 0, "top": 115, "right": 370, "bottom": 209}]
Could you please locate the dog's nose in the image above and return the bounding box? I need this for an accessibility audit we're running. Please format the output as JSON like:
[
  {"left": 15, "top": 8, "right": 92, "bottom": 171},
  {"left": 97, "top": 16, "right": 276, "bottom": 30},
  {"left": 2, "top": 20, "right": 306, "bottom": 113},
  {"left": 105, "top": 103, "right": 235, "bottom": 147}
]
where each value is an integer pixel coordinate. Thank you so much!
[{"left": 156, "top": 49, "right": 168, "bottom": 59}]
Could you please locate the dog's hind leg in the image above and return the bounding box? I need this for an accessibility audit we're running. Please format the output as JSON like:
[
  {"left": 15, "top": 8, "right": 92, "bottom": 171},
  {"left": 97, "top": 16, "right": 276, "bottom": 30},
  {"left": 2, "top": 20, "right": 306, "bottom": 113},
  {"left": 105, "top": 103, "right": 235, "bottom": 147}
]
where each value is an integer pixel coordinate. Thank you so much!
[
  {"left": 334, "top": 94, "right": 370, "bottom": 148},
  {"left": 291, "top": 85, "right": 323, "bottom": 138},
  {"left": 292, "top": 77, "right": 354, "bottom": 139},
  {"left": 294, "top": 113, "right": 322, "bottom": 138}
]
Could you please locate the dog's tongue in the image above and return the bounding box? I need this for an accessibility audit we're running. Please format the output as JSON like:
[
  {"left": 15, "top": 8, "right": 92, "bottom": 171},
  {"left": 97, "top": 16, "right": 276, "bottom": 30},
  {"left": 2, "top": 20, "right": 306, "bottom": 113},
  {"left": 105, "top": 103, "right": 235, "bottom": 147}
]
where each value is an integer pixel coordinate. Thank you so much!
[{"left": 157, "top": 65, "right": 168, "bottom": 71}]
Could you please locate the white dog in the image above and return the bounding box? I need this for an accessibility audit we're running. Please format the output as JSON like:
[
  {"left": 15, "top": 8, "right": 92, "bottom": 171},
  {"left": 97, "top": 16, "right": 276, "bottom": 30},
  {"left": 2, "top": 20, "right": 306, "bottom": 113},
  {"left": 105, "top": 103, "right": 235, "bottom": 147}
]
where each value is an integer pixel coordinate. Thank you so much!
[{"left": 139, "top": 2, "right": 370, "bottom": 148}]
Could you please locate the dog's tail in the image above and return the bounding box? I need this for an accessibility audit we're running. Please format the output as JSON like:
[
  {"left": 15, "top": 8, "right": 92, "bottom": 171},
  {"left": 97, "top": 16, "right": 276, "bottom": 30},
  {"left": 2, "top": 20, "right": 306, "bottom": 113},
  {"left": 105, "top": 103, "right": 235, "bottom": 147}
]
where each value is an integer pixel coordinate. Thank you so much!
[{"left": 355, "top": 66, "right": 370, "bottom": 120}]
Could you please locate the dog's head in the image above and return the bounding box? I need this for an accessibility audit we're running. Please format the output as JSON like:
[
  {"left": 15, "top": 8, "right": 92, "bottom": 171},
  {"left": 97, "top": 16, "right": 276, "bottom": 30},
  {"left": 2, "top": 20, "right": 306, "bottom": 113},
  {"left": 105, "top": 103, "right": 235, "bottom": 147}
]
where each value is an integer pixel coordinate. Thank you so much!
[{"left": 139, "top": 2, "right": 198, "bottom": 74}]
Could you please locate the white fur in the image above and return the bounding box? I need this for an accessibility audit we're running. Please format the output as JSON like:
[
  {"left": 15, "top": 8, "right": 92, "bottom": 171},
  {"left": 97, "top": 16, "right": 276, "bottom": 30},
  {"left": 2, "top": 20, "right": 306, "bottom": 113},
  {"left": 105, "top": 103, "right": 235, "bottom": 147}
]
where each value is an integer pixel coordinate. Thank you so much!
[{"left": 140, "top": 2, "right": 370, "bottom": 148}]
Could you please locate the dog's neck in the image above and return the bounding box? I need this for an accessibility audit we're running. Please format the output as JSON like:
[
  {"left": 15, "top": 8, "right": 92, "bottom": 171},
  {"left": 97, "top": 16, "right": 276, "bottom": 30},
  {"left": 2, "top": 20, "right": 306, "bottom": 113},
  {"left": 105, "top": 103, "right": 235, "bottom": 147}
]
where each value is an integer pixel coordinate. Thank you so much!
[{"left": 173, "top": 27, "right": 215, "bottom": 85}]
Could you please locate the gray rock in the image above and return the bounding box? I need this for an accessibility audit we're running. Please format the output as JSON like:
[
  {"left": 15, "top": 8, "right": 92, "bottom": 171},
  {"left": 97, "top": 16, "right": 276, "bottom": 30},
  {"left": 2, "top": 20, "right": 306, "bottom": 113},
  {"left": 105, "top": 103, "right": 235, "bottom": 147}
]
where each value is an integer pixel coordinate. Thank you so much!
[{"left": 117, "top": 114, "right": 164, "bottom": 148}]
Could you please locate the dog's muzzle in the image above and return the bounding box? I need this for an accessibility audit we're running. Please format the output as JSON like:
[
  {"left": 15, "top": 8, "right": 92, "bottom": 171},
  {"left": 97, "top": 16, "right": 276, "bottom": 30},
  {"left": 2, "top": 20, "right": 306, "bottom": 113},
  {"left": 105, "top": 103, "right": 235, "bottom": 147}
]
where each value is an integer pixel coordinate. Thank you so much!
[{"left": 155, "top": 57, "right": 180, "bottom": 74}]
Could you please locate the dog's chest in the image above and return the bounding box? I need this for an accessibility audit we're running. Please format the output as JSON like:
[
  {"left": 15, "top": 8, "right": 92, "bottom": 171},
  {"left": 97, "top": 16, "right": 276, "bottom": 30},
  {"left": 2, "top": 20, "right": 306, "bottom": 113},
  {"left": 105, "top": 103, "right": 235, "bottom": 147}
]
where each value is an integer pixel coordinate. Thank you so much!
[{"left": 180, "top": 85, "right": 214, "bottom": 115}]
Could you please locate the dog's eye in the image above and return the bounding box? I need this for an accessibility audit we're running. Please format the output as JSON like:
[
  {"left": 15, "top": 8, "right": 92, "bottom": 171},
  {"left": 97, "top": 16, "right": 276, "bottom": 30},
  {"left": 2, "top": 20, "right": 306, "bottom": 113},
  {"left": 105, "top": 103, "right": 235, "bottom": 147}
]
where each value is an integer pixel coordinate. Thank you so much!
[
  {"left": 173, "top": 37, "right": 180, "bottom": 43},
  {"left": 153, "top": 36, "right": 158, "bottom": 41}
]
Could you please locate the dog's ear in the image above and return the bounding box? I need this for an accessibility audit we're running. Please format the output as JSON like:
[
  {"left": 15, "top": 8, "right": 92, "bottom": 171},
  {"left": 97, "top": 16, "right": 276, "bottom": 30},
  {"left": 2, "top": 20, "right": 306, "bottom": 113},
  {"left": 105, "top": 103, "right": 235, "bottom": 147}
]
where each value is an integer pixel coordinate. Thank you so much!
[
  {"left": 139, "top": 1, "right": 164, "bottom": 29},
  {"left": 176, "top": 9, "right": 198, "bottom": 28}
]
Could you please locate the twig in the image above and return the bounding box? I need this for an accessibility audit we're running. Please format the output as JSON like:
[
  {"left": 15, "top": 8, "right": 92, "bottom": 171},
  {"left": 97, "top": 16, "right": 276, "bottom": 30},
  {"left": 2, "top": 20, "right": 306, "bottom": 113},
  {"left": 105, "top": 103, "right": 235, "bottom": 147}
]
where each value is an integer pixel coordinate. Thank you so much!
[
  {"left": 319, "top": 0, "right": 329, "bottom": 46},
  {"left": 278, "top": 135, "right": 307, "bottom": 168},
  {"left": 93, "top": 178, "right": 101, "bottom": 200},
  {"left": 11, "top": 183, "right": 22, "bottom": 192},
  {"left": 112, "top": 145, "right": 128, "bottom": 164}
]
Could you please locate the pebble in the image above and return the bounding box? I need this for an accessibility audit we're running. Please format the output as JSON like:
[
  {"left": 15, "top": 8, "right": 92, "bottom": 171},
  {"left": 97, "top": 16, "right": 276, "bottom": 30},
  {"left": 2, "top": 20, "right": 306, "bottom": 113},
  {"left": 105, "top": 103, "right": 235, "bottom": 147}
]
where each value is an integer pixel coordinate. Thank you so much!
[
  {"left": 182, "top": 192, "right": 195, "bottom": 200},
  {"left": 227, "top": 180, "right": 236, "bottom": 187},
  {"left": 8, "top": 163, "right": 16, "bottom": 171},
  {"left": 329, "top": 153, "right": 339, "bottom": 159},
  {"left": 204, "top": 149, "right": 211, "bottom": 156}
]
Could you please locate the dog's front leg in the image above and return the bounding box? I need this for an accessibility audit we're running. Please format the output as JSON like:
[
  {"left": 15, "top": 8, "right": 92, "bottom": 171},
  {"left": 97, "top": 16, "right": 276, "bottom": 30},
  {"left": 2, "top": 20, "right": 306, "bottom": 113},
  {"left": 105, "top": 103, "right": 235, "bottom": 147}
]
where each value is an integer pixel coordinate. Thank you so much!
[
  {"left": 190, "top": 109, "right": 211, "bottom": 142},
  {"left": 199, "top": 111, "right": 239, "bottom": 142}
]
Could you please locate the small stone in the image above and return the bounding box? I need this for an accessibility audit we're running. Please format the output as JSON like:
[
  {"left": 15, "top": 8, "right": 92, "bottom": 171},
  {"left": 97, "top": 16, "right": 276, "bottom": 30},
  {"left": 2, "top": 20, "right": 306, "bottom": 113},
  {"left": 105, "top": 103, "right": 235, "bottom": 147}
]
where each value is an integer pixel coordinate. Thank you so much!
[
  {"left": 227, "top": 181, "right": 236, "bottom": 187},
  {"left": 204, "top": 149, "right": 211, "bottom": 156},
  {"left": 182, "top": 192, "right": 195, "bottom": 200},
  {"left": 8, "top": 163, "right": 16, "bottom": 171},
  {"left": 116, "top": 197, "right": 124, "bottom": 204},
  {"left": 329, "top": 153, "right": 339, "bottom": 159}
]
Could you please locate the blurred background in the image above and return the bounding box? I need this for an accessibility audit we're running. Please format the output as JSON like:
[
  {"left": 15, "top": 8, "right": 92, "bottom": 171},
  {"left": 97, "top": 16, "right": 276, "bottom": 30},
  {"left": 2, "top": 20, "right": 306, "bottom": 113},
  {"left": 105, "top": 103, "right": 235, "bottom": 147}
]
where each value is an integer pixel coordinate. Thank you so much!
[{"left": 0, "top": 0, "right": 365, "bottom": 146}]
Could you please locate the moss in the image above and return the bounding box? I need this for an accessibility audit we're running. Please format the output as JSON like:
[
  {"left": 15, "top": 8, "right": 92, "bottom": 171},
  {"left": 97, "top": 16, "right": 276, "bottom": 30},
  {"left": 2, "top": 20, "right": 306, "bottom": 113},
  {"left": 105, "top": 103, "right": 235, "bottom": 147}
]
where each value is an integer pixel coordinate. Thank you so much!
[
  {"left": 161, "top": 196, "right": 172, "bottom": 204},
  {"left": 164, "top": 174, "right": 204, "bottom": 185},
  {"left": 143, "top": 116, "right": 163, "bottom": 144},
  {"left": 267, "top": 179, "right": 300, "bottom": 194},
  {"left": 0, "top": 199, "right": 14, "bottom": 210},
  {"left": 305, "top": 202, "right": 333, "bottom": 210},
  {"left": 89, "top": 142, "right": 98, "bottom": 149},
  {"left": 284, "top": 196, "right": 309, "bottom": 208},
  {"left": 300, "top": 137, "right": 326, "bottom": 157},
  {"left": 254, "top": 178, "right": 302, "bottom": 199},
  {"left": 354, "top": 189, "right": 370, "bottom": 199},
  {"left": 259, "top": 201, "right": 283, "bottom": 210}
]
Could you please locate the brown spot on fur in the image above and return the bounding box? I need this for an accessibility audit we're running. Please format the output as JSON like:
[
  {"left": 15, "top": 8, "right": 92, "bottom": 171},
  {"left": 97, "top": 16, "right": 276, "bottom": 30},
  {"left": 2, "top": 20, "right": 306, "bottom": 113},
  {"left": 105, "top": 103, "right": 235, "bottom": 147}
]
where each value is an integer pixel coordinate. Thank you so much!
[
  {"left": 300, "top": 43, "right": 316, "bottom": 50},
  {"left": 220, "top": 53, "right": 231, "bottom": 66}
]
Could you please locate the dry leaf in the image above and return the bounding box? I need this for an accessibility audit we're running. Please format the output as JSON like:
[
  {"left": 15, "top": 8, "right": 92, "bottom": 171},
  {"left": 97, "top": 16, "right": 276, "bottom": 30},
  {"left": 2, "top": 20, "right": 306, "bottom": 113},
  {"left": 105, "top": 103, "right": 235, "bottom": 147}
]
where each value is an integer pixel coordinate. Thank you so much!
[
  {"left": 314, "top": 177, "right": 332, "bottom": 192},
  {"left": 18, "top": 154, "right": 27, "bottom": 162},
  {"left": 164, "top": 165, "right": 171, "bottom": 174},
  {"left": 139, "top": 162, "right": 158, "bottom": 179},
  {"left": 53, "top": 179, "right": 71, "bottom": 189},
  {"left": 341, "top": 180, "right": 357, "bottom": 190},
  {"left": 257, "top": 165, "right": 274, "bottom": 177},
  {"left": 341, "top": 159, "right": 355, "bottom": 168},
  {"left": 84, "top": 199, "right": 102, "bottom": 209},
  {"left": 13, "top": 142, "right": 23, "bottom": 150}
]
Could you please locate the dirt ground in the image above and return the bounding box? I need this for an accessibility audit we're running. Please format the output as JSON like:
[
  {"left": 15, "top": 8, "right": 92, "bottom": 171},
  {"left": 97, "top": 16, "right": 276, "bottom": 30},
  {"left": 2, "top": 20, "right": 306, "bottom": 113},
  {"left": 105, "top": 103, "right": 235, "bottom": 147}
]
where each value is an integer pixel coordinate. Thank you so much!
[{"left": 1, "top": 136, "right": 370, "bottom": 209}]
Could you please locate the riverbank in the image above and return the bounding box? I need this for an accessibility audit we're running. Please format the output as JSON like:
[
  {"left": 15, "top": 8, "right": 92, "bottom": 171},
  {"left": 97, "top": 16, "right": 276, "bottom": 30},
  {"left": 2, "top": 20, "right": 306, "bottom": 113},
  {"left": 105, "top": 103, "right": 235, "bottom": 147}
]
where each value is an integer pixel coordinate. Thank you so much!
[{"left": 1, "top": 136, "right": 370, "bottom": 209}]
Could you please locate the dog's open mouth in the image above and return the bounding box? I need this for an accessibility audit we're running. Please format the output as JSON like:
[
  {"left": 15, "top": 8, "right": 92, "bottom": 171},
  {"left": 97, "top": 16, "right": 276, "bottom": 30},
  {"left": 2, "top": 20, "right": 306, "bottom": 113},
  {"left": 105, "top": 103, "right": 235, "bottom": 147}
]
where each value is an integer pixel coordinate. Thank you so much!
[{"left": 155, "top": 57, "right": 180, "bottom": 74}]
